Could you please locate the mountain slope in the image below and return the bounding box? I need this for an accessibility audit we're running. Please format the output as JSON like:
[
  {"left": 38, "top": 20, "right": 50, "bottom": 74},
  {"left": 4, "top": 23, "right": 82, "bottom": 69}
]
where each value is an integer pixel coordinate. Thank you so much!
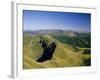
[{"left": 23, "top": 34, "right": 90, "bottom": 69}]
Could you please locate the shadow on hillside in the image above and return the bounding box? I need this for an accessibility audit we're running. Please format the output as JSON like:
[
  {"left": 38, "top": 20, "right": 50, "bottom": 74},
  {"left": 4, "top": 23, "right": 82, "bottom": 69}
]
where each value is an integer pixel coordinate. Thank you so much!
[
  {"left": 37, "top": 39, "right": 56, "bottom": 62},
  {"left": 83, "top": 57, "right": 91, "bottom": 66}
]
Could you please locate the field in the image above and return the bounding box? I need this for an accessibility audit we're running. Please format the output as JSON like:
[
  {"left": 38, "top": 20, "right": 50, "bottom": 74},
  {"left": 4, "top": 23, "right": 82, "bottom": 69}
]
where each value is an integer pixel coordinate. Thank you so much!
[{"left": 23, "top": 30, "right": 91, "bottom": 69}]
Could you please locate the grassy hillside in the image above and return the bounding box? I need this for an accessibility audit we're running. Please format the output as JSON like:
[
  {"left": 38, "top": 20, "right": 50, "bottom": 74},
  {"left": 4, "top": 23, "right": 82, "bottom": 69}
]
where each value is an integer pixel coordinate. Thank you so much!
[
  {"left": 50, "top": 32, "right": 90, "bottom": 48},
  {"left": 23, "top": 34, "right": 91, "bottom": 69}
]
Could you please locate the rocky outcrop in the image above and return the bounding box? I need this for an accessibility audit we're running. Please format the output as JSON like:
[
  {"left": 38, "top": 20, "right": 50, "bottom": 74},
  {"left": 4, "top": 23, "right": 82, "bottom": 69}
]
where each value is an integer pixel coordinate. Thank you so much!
[{"left": 37, "top": 39, "right": 56, "bottom": 62}]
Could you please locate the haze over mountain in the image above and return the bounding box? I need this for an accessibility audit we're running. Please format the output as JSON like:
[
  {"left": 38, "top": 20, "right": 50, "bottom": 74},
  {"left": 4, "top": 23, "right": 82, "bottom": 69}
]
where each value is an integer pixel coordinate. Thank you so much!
[{"left": 24, "top": 29, "right": 90, "bottom": 37}]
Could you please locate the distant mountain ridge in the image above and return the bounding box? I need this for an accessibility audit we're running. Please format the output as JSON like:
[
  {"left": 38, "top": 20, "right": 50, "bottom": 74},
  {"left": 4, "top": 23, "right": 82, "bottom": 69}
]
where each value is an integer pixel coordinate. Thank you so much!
[{"left": 24, "top": 29, "right": 90, "bottom": 37}]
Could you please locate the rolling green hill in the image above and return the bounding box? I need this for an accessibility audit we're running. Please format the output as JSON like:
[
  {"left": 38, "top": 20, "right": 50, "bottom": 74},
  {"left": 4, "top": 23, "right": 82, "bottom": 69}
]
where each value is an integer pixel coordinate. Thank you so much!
[{"left": 23, "top": 34, "right": 91, "bottom": 69}]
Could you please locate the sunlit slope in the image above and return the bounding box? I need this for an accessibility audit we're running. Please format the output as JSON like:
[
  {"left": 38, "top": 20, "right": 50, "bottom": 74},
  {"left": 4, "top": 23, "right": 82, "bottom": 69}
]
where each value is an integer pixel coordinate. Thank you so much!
[{"left": 23, "top": 34, "right": 90, "bottom": 69}]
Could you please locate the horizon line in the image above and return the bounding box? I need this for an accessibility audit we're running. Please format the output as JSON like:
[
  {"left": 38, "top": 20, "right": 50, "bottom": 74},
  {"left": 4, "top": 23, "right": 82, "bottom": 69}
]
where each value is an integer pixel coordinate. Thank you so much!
[{"left": 23, "top": 29, "right": 91, "bottom": 33}]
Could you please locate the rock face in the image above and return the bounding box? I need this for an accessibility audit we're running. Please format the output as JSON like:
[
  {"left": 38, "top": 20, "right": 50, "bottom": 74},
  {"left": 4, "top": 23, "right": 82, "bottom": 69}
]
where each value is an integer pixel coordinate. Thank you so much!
[{"left": 37, "top": 39, "right": 56, "bottom": 62}]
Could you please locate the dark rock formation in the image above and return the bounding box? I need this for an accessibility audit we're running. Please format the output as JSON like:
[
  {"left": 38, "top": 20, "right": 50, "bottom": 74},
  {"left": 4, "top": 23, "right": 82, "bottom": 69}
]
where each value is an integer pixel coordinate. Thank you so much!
[{"left": 37, "top": 39, "right": 56, "bottom": 62}]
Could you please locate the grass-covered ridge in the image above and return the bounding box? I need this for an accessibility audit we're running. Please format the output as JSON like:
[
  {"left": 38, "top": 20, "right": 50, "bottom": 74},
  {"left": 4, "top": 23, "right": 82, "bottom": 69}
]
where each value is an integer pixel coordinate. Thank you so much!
[{"left": 23, "top": 33, "right": 91, "bottom": 69}]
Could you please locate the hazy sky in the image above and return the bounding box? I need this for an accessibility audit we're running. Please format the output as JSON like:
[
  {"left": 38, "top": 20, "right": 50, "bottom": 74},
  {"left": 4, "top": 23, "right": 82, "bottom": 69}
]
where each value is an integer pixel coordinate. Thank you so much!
[{"left": 23, "top": 10, "right": 91, "bottom": 32}]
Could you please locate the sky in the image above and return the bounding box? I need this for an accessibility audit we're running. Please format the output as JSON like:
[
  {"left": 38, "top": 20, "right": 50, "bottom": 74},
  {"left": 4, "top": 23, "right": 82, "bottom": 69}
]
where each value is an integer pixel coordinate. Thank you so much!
[{"left": 23, "top": 10, "right": 91, "bottom": 32}]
